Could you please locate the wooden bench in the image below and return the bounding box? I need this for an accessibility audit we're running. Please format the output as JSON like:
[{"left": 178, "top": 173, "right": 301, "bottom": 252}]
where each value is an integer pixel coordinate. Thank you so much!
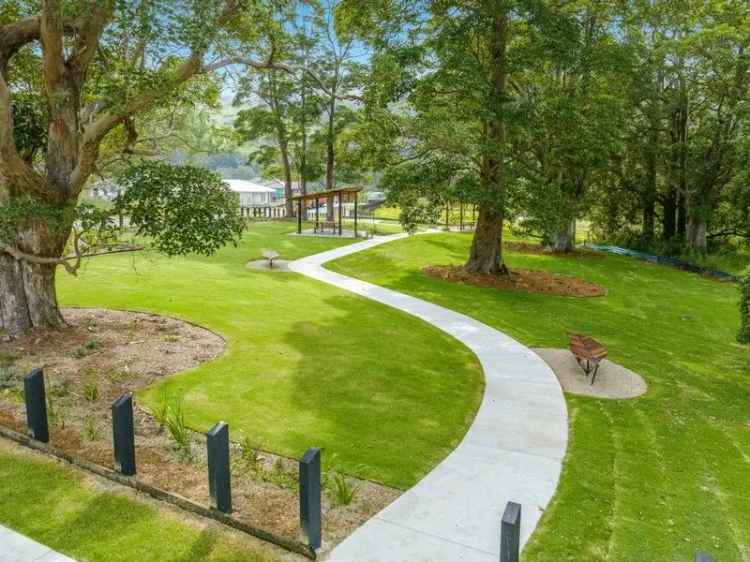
[{"left": 568, "top": 334, "right": 608, "bottom": 384}]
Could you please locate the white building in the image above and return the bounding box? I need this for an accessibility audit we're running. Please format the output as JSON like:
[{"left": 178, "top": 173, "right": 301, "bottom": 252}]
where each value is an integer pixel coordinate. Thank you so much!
[{"left": 225, "top": 179, "right": 277, "bottom": 207}]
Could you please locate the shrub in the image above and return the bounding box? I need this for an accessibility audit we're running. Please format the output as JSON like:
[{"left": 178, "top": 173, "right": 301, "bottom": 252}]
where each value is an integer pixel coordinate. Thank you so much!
[
  {"left": 83, "top": 381, "right": 99, "bottom": 402},
  {"left": 328, "top": 472, "right": 359, "bottom": 506},
  {"left": 165, "top": 400, "right": 190, "bottom": 453},
  {"left": 82, "top": 415, "right": 99, "bottom": 441},
  {"left": 739, "top": 267, "right": 750, "bottom": 344}
]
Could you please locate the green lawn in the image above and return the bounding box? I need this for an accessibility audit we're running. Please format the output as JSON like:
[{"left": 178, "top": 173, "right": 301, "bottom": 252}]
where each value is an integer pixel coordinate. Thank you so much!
[
  {"left": 0, "top": 441, "right": 274, "bottom": 561},
  {"left": 57, "top": 222, "right": 482, "bottom": 490},
  {"left": 327, "top": 232, "right": 750, "bottom": 561}
]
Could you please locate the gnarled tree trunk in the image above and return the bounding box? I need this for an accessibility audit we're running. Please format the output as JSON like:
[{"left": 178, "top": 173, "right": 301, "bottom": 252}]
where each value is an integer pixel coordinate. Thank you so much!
[{"left": 0, "top": 222, "right": 68, "bottom": 338}]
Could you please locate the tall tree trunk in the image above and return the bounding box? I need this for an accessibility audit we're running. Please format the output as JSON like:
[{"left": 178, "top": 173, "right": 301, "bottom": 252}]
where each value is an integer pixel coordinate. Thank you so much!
[
  {"left": 465, "top": 4, "right": 508, "bottom": 275},
  {"left": 676, "top": 190, "right": 687, "bottom": 237},
  {"left": 643, "top": 201, "right": 656, "bottom": 243},
  {"left": 686, "top": 192, "right": 708, "bottom": 253},
  {"left": 466, "top": 207, "right": 507, "bottom": 274},
  {"left": 549, "top": 218, "right": 576, "bottom": 253},
  {"left": 325, "top": 109, "right": 335, "bottom": 222},
  {"left": 662, "top": 186, "right": 677, "bottom": 240},
  {"left": 279, "top": 138, "right": 294, "bottom": 218}
]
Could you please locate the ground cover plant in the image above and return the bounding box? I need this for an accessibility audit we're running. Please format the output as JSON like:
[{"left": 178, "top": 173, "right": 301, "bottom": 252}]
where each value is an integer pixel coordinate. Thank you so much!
[
  {"left": 327, "top": 231, "right": 750, "bottom": 562},
  {"left": 55, "top": 222, "right": 483, "bottom": 490}
]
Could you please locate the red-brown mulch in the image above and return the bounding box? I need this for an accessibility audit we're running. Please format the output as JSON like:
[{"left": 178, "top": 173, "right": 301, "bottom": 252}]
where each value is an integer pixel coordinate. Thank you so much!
[
  {"left": 423, "top": 265, "right": 607, "bottom": 297},
  {"left": 503, "top": 241, "right": 604, "bottom": 258}
]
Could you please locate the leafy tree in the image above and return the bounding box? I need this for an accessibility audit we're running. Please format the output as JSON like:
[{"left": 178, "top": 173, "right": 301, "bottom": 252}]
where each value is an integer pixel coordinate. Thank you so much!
[
  {"left": 0, "top": 0, "right": 286, "bottom": 337},
  {"left": 116, "top": 161, "right": 244, "bottom": 257},
  {"left": 341, "top": 0, "right": 567, "bottom": 274}
]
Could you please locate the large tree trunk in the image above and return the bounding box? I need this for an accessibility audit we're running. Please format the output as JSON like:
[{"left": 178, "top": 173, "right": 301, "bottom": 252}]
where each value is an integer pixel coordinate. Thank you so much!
[
  {"left": 1, "top": 218, "right": 69, "bottom": 337},
  {"left": 465, "top": 208, "right": 507, "bottom": 274},
  {"left": 687, "top": 213, "right": 708, "bottom": 253},
  {"left": 465, "top": 4, "right": 508, "bottom": 275},
  {"left": 0, "top": 252, "right": 64, "bottom": 338},
  {"left": 548, "top": 218, "right": 576, "bottom": 253}
]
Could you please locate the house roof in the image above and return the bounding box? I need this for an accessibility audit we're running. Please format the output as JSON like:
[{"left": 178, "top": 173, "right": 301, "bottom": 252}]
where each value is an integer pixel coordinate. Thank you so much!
[
  {"left": 292, "top": 187, "right": 362, "bottom": 202},
  {"left": 224, "top": 179, "right": 277, "bottom": 194}
]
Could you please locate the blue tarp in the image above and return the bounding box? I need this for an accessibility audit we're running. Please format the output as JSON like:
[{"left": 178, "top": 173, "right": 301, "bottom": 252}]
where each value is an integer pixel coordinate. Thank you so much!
[{"left": 586, "top": 244, "right": 738, "bottom": 282}]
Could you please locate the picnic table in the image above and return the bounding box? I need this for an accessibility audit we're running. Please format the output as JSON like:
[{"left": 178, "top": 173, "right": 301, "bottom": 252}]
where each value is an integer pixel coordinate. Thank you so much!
[{"left": 568, "top": 334, "right": 608, "bottom": 385}]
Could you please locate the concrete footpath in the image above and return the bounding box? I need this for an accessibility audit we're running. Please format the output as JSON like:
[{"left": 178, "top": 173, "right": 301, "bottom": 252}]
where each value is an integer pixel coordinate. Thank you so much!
[
  {"left": 290, "top": 233, "right": 568, "bottom": 562},
  {"left": 0, "top": 525, "right": 75, "bottom": 562}
]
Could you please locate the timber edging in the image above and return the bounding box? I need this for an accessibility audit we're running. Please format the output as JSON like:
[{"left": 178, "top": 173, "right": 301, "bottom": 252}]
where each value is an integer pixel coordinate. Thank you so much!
[{"left": 0, "top": 424, "right": 316, "bottom": 560}]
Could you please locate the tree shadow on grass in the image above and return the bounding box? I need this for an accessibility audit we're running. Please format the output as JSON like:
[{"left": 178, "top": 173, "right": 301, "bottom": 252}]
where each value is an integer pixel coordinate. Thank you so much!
[{"left": 279, "top": 290, "right": 483, "bottom": 489}]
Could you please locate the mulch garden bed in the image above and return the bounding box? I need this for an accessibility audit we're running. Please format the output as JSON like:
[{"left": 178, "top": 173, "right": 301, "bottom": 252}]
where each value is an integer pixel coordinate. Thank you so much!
[
  {"left": 0, "top": 308, "right": 399, "bottom": 554},
  {"left": 423, "top": 265, "right": 607, "bottom": 297},
  {"left": 503, "top": 241, "right": 604, "bottom": 258}
]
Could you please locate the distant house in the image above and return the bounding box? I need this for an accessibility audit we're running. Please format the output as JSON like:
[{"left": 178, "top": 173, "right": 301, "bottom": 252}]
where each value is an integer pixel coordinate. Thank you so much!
[
  {"left": 367, "top": 191, "right": 387, "bottom": 203},
  {"left": 262, "top": 178, "right": 303, "bottom": 200},
  {"left": 225, "top": 180, "right": 277, "bottom": 207}
]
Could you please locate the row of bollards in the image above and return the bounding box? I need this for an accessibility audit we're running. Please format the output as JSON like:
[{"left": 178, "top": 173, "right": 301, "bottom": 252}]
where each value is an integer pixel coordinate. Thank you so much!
[{"left": 20, "top": 369, "right": 322, "bottom": 550}]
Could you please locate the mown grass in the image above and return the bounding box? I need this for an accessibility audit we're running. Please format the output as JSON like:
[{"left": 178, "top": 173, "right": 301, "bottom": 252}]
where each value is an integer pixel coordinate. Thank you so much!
[
  {"left": 56, "top": 222, "right": 482, "bottom": 490},
  {"left": 327, "top": 232, "right": 750, "bottom": 562},
  {"left": 0, "top": 441, "right": 275, "bottom": 561}
]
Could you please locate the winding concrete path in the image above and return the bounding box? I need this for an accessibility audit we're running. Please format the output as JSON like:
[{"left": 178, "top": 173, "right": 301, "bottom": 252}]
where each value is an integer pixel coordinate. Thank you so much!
[{"left": 289, "top": 234, "right": 568, "bottom": 562}]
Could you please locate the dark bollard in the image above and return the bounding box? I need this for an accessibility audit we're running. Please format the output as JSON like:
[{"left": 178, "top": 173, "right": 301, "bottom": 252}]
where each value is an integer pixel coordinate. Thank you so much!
[
  {"left": 299, "top": 447, "right": 322, "bottom": 550},
  {"left": 24, "top": 369, "right": 49, "bottom": 443},
  {"left": 207, "top": 422, "right": 231, "bottom": 513},
  {"left": 696, "top": 554, "right": 714, "bottom": 562},
  {"left": 500, "top": 501, "right": 521, "bottom": 562},
  {"left": 112, "top": 393, "right": 136, "bottom": 475}
]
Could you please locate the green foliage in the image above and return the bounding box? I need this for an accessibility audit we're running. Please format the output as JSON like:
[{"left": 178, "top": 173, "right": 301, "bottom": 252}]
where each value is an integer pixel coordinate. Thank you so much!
[
  {"left": 83, "top": 381, "right": 99, "bottom": 402},
  {"left": 738, "top": 267, "right": 750, "bottom": 344},
  {"left": 327, "top": 471, "right": 359, "bottom": 506},
  {"left": 82, "top": 415, "right": 100, "bottom": 441},
  {"left": 163, "top": 400, "right": 191, "bottom": 455},
  {"left": 11, "top": 92, "right": 47, "bottom": 161},
  {"left": 116, "top": 161, "right": 244, "bottom": 257}
]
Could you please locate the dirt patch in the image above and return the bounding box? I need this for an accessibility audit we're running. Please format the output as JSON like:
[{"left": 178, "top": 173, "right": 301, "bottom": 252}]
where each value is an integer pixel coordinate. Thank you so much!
[
  {"left": 504, "top": 241, "right": 604, "bottom": 258},
  {"left": 423, "top": 265, "right": 607, "bottom": 298},
  {"left": 533, "top": 348, "right": 648, "bottom": 400},
  {"left": 0, "top": 308, "right": 399, "bottom": 555}
]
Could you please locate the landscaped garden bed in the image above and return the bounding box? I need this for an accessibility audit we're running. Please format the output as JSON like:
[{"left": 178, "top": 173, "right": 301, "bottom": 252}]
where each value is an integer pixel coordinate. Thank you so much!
[
  {"left": 0, "top": 307, "right": 399, "bottom": 552},
  {"left": 423, "top": 265, "right": 607, "bottom": 297}
]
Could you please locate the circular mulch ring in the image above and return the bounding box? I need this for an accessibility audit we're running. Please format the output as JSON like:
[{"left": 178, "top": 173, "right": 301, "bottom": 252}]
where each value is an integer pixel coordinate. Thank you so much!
[
  {"left": 246, "top": 259, "right": 292, "bottom": 272},
  {"left": 423, "top": 265, "right": 607, "bottom": 298},
  {"left": 533, "top": 348, "right": 648, "bottom": 400},
  {"left": 0, "top": 308, "right": 226, "bottom": 391},
  {"left": 503, "top": 241, "right": 604, "bottom": 258}
]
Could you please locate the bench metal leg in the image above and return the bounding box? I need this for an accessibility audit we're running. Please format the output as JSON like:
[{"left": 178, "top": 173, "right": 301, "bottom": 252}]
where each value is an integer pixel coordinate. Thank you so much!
[{"left": 590, "top": 363, "right": 600, "bottom": 385}]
